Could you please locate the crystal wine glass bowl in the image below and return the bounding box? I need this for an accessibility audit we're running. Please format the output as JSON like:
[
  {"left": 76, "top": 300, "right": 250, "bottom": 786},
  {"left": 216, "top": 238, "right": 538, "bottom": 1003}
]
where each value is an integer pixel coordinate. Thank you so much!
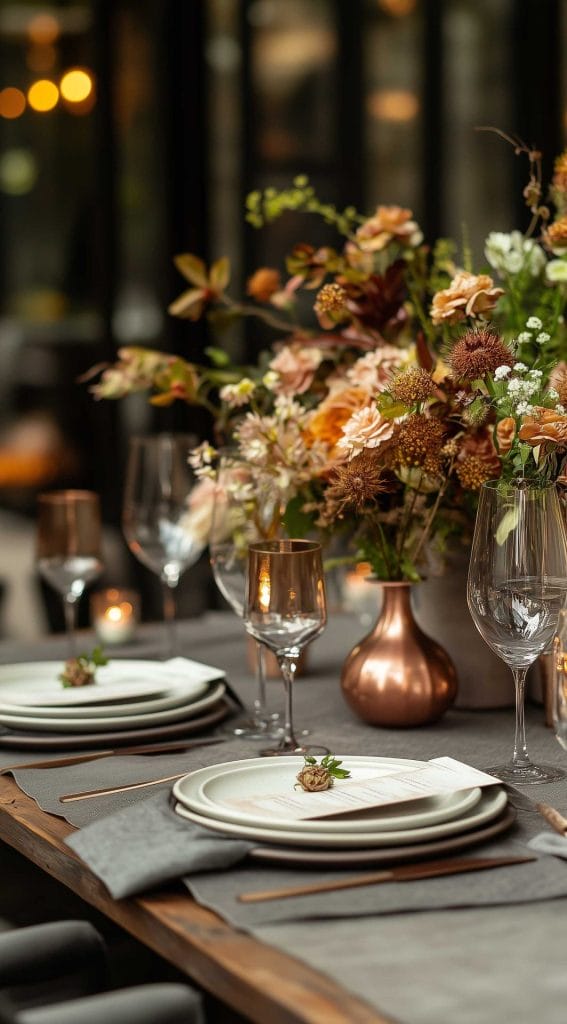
[
  {"left": 209, "top": 451, "right": 282, "bottom": 739},
  {"left": 244, "top": 539, "right": 328, "bottom": 756},
  {"left": 467, "top": 480, "right": 567, "bottom": 784},
  {"left": 122, "top": 434, "right": 205, "bottom": 657},
  {"left": 36, "top": 490, "right": 103, "bottom": 656}
]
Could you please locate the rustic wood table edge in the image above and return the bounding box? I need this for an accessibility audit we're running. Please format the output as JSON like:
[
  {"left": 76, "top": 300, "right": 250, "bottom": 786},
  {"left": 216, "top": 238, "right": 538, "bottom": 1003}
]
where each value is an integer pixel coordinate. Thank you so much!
[{"left": 0, "top": 775, "right": 390, "bottom": 1024}]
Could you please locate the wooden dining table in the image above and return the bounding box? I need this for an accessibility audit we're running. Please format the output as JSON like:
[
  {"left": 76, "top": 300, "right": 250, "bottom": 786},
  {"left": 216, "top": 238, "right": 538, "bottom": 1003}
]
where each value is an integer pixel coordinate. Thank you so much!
[
  {"left": 0, "top": 772, "right": 386, "bottom": 1024},
  {"left": 1, "top": 613, "right": 567, "bottom": 1024}
]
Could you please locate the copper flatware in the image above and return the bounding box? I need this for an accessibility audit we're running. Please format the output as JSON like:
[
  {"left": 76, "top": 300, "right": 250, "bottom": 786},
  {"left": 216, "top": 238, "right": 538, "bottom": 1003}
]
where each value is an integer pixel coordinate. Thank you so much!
[
  {"left": 238, "top": 855, "right": 536, "bottom": 903},
  {"left": 0, "top": 736, "right": 225, "bottom": 774},
  {"left": 60, "top": 771, "right": 190, "bottom": 802},
  {"left": 535, "top": 802, "right": 567, "bottom": 836}
]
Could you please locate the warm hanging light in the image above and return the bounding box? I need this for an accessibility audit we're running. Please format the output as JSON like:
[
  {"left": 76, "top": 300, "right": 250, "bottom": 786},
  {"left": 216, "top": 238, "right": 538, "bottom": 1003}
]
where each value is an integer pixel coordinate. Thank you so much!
[
  {"left": 367, "top": 89, "right": 419, "bottom": 123},
  {"left": 28, "top": 79, "right": 59, "bottom": 112},
  {"left": 0, "top": 87, "right": 26, "bottom": 119},
  {"left": 27, "top": 13, "right": 60, "bottom": 45},
  {"left": 60, "top": 68, "right": 93, "bottom": 104}
]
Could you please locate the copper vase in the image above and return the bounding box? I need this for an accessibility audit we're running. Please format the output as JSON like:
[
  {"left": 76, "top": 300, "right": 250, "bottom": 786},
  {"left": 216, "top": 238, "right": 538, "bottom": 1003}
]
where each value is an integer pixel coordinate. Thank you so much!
[{"left": 341, "top": 582, "right": 458, "bottom": 727}]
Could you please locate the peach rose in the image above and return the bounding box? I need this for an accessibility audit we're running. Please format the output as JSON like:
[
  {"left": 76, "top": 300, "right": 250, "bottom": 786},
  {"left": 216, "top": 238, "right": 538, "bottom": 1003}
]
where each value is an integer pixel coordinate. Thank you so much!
[
  {"left": 269, "top": 344, "right": 323, "bottom": 396},
  {"left": 346, "top": 346, "right": 406, "bottom": 393},
  {"left": 247, "top": 267, "right": 281, "bottom": 302},
  {"left": 336, "top": 406, "right": 395, "bottom": 459},
  {"left": 518, "top": 408, "right": 567, "bottom": 447},
  {"left": 544, "top": 217, "right": 567, "bottom": 253},
  {"left": 495, "top": 417, "right": 516, "bottom": 455},
  {"left": 430, "top": 272, "right": 504, "bottom": 326},
  {"left": 305, "top": 385, "right": 370, "bottom": 452},
  {"left": 355, "top": 206, "right": 423, "bottom": 253}
]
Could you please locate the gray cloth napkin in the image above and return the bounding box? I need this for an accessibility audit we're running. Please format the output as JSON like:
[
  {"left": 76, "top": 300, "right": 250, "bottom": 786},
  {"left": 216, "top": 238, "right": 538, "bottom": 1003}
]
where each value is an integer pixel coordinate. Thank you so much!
[
  {"left": 65, "top": 787, "right": 567, "bottom": 927},
  {"left": 67, "top": 791, "right": 253, "bottom": 898},
  {"left": 528, "top": 833, "right": 567, "bottom": 856}
]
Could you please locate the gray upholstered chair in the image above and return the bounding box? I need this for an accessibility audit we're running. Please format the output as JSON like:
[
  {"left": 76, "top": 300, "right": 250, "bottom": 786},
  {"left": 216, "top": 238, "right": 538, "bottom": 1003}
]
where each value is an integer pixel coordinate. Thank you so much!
[{"left": 0, "top": 921, "right": 204, "bottom": 1024}]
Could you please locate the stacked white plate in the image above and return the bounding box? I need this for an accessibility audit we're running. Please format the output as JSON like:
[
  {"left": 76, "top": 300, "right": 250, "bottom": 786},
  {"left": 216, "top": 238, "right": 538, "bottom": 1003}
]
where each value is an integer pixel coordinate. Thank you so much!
[
  {"left": 172, "top": 756, "right": 513, "bottom": 867},
  {"left": 0, "top": 658, "right": 228, "bottom": 750}
]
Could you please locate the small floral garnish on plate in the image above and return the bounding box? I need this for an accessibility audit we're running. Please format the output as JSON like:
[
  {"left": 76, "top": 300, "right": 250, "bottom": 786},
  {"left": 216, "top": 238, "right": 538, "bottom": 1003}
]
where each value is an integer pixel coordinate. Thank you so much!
[
  {"left": 59, "top": 646, "right": 108, "bottom": 688},
  {"left": 295, "top": 754, "right": 351, "bottom": 792}
]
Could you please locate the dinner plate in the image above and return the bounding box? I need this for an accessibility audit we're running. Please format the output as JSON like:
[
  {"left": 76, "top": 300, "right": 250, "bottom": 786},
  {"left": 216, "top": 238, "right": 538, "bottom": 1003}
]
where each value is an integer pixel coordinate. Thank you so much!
[
  {"left": 173, "top": 784, "right": 508, "bottom": 848},
  {"left": 0, "top": 659, "right": 223, "bottom": 716},
  {"left": 0, "top": 699, "right": 231, "bottom": 750},
  {"left": 173, "top": 756, "right": 483, "bottom": 834},
  {"left": 0, "top": 681, "right": 226, "bottom": 733},
  {"left": 245, "top": 807, "right": 516, "bottom": 866}
]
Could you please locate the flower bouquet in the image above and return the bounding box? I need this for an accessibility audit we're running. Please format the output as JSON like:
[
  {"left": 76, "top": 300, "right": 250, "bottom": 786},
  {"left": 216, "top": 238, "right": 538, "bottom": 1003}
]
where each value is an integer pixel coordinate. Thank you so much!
[{"left": 89, "top": 131, "right": 567, "bottom": 718}]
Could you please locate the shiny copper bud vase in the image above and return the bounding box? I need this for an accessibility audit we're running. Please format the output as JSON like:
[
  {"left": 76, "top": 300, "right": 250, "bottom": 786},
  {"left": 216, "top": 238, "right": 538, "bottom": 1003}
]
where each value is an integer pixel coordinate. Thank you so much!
[{"left": 341, "top": 582, "right": 458, "bottom": 727}]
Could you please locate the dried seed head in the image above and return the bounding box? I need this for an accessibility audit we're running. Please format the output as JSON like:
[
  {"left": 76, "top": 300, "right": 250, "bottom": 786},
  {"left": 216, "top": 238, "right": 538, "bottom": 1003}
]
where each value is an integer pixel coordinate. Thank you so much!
[
  {"left": 389, "top": 367, "right": 436, "bottom": 405},
  {"left": 449, "top": 327, "right": 512, "bottom": 380}
]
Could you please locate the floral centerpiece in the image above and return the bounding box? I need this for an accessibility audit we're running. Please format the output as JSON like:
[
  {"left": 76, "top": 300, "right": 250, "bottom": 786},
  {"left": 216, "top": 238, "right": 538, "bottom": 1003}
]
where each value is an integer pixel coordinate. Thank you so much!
[{"left": 91, "top": 133, "right": 567, "bottom": 590}]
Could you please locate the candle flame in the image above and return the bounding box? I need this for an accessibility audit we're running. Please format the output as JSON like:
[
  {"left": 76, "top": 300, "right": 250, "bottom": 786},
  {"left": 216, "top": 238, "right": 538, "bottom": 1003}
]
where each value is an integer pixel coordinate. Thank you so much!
[
  {"left": 258, "top": 566, "right": 271, "bottom": 613},
  {"left": 105, "top": 605, "right": 123, "bottom": 623}
]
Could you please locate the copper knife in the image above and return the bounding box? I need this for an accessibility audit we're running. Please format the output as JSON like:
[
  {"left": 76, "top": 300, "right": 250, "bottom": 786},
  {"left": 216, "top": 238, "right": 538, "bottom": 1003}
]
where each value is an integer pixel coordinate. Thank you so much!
[{"left": 238, "top": 854, "right": 536, "bottom": 903}]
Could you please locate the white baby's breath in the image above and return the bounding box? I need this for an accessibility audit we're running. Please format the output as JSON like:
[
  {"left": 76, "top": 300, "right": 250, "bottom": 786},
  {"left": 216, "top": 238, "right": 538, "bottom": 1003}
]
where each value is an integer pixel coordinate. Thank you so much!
[{"left": 494, "top": 365, "right": 511, "bottom": 380}]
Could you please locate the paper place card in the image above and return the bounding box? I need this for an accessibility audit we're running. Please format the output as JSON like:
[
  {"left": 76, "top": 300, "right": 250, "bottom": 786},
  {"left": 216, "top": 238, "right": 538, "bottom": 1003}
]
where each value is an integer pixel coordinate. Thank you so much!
[{"left": 226, "top": 757, "right": 501, "bottom": 822}]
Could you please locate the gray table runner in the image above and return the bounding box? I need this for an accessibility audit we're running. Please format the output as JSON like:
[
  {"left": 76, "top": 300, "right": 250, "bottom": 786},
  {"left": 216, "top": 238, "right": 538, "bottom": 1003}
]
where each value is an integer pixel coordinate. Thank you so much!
[{"left": 3, "top": 613, "right": 567, "bottom": 1023}]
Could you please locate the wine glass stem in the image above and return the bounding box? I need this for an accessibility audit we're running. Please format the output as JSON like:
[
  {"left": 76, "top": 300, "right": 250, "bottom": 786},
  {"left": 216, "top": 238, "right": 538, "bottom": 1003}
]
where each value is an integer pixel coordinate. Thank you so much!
[
  {"left": 254, "top": 642, "right": 267, "bottom": 717},
  {"left": 162, "top": 581, "right": 177, "bottom": 659},
  {"left": 511, "top": 666, "right": 531, "bottom": 768},
  {"left": 277, "top": 654, "right": 300, "bottom": 752},
  {"left": 63, "top": 595, "right": 78, "bottom": 658}
]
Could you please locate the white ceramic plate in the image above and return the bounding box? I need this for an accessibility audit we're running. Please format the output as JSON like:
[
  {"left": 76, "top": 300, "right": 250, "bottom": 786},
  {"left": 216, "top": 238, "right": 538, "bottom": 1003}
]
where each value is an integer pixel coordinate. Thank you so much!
[
  {"left": 173, "top": 756, "right": 483, "bottom": 834},
  {"left": 0, "top": 659, "right": 224, "bottom": 715},
  {"left": 175, "top": 786, "right": 507, "bottom": 848},
  {"left": 0, "top": 700, "right": 231, "bottom": 751},
  {"left": 0, "top": 681, "right": 226, "bottom": 733},
  {"left": 243, "top": 807, "right": 516, "bottom": 866}
]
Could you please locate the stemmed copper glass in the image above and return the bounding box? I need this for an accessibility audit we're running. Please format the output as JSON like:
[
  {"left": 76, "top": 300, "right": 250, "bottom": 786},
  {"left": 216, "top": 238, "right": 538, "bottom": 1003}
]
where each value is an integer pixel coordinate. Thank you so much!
[
  {"left": 36, "top": 490, "right": 103, "bottom": 656},
  {"left": 244, "top": 540, "right": 328, "bottom": 756}
]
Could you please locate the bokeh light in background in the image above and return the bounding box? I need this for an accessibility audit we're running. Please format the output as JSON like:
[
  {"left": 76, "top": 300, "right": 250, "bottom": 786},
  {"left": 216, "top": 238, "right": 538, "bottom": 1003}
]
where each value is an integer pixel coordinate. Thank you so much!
[
  {"left": 377, "top": 0, "right": 417, "bottom": 15},
  {"left": 60, "top": 68, "right": 92, "bottom": 103},
  {"left": 60, "top": 67, "right": 95, "bottom": 114},
  {"left": 26, "top": 12, "right": 60, "bottom": 45},
  {"left": 26, "top": 43, "right": 57, "bottom": 74},
  {"left": 0, "top": 87, "right": 26, "bottom": 120},
  {"left": 367, "top": 88, "right": 419, "bottom": 123},
  {"left": 27, "top": 79, "right": 59, "bottom": 112},
  {"left": 0, "top": 149, "right": 38, "bottom": 195}
]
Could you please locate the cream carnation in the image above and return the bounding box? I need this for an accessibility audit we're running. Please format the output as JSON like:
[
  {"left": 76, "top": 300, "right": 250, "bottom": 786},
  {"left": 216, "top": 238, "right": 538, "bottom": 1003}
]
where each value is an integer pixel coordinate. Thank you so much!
[{"left": 336, "top": 407, "right": 394, "bottom": 459}]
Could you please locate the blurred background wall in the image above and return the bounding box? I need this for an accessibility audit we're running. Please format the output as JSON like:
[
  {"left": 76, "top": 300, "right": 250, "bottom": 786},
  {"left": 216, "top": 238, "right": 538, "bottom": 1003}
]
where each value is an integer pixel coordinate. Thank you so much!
[{"left": 0, "top": 0, "right": 563, "bottom": 637}]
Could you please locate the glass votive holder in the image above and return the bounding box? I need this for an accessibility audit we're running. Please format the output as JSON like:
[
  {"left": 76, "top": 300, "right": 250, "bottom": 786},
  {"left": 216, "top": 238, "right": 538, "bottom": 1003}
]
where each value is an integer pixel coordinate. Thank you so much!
[{"left": 90, "top": 588, "right": 140, "bottom": 645}]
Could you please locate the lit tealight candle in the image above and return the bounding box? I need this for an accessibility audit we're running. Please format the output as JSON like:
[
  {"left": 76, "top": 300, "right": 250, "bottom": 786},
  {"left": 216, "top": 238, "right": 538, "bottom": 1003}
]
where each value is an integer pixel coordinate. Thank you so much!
[{"left": 91, "top": 588, "right": 139, "bottom": 645}]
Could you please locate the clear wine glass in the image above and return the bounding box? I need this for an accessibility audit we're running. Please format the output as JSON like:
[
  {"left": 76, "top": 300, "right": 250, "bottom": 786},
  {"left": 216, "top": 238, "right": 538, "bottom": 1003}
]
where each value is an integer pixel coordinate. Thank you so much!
[
  {"left": 36, "top": 490, "right": 103, "bottom": 656},
  {"left": 209, "top": 452, "right": 280, "bottom": 739},
  {"left": 467, "top": 480, "right": 567, "bottom": 784},
  {"left": 244, "top": 539, "right": 328, "bottom": 756},
  {"left": 551, "top": 609, "right": 567, "bottom": 753},
  {"left": 122, "top": 434, "right": 205, "bottom": 657}
]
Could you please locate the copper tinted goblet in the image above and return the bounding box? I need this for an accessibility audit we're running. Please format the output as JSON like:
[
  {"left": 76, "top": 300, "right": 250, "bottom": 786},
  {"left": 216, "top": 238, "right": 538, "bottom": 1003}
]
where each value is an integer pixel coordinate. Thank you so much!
[{"left": 36, "top": 490, "right": 103, "bottom": 656}]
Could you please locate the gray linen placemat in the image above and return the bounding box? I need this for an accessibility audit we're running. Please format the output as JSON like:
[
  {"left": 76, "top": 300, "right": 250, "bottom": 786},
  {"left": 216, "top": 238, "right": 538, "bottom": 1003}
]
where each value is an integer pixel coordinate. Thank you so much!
[{"left": 64, "top": 784, "right": 567, "bottom": 926}]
